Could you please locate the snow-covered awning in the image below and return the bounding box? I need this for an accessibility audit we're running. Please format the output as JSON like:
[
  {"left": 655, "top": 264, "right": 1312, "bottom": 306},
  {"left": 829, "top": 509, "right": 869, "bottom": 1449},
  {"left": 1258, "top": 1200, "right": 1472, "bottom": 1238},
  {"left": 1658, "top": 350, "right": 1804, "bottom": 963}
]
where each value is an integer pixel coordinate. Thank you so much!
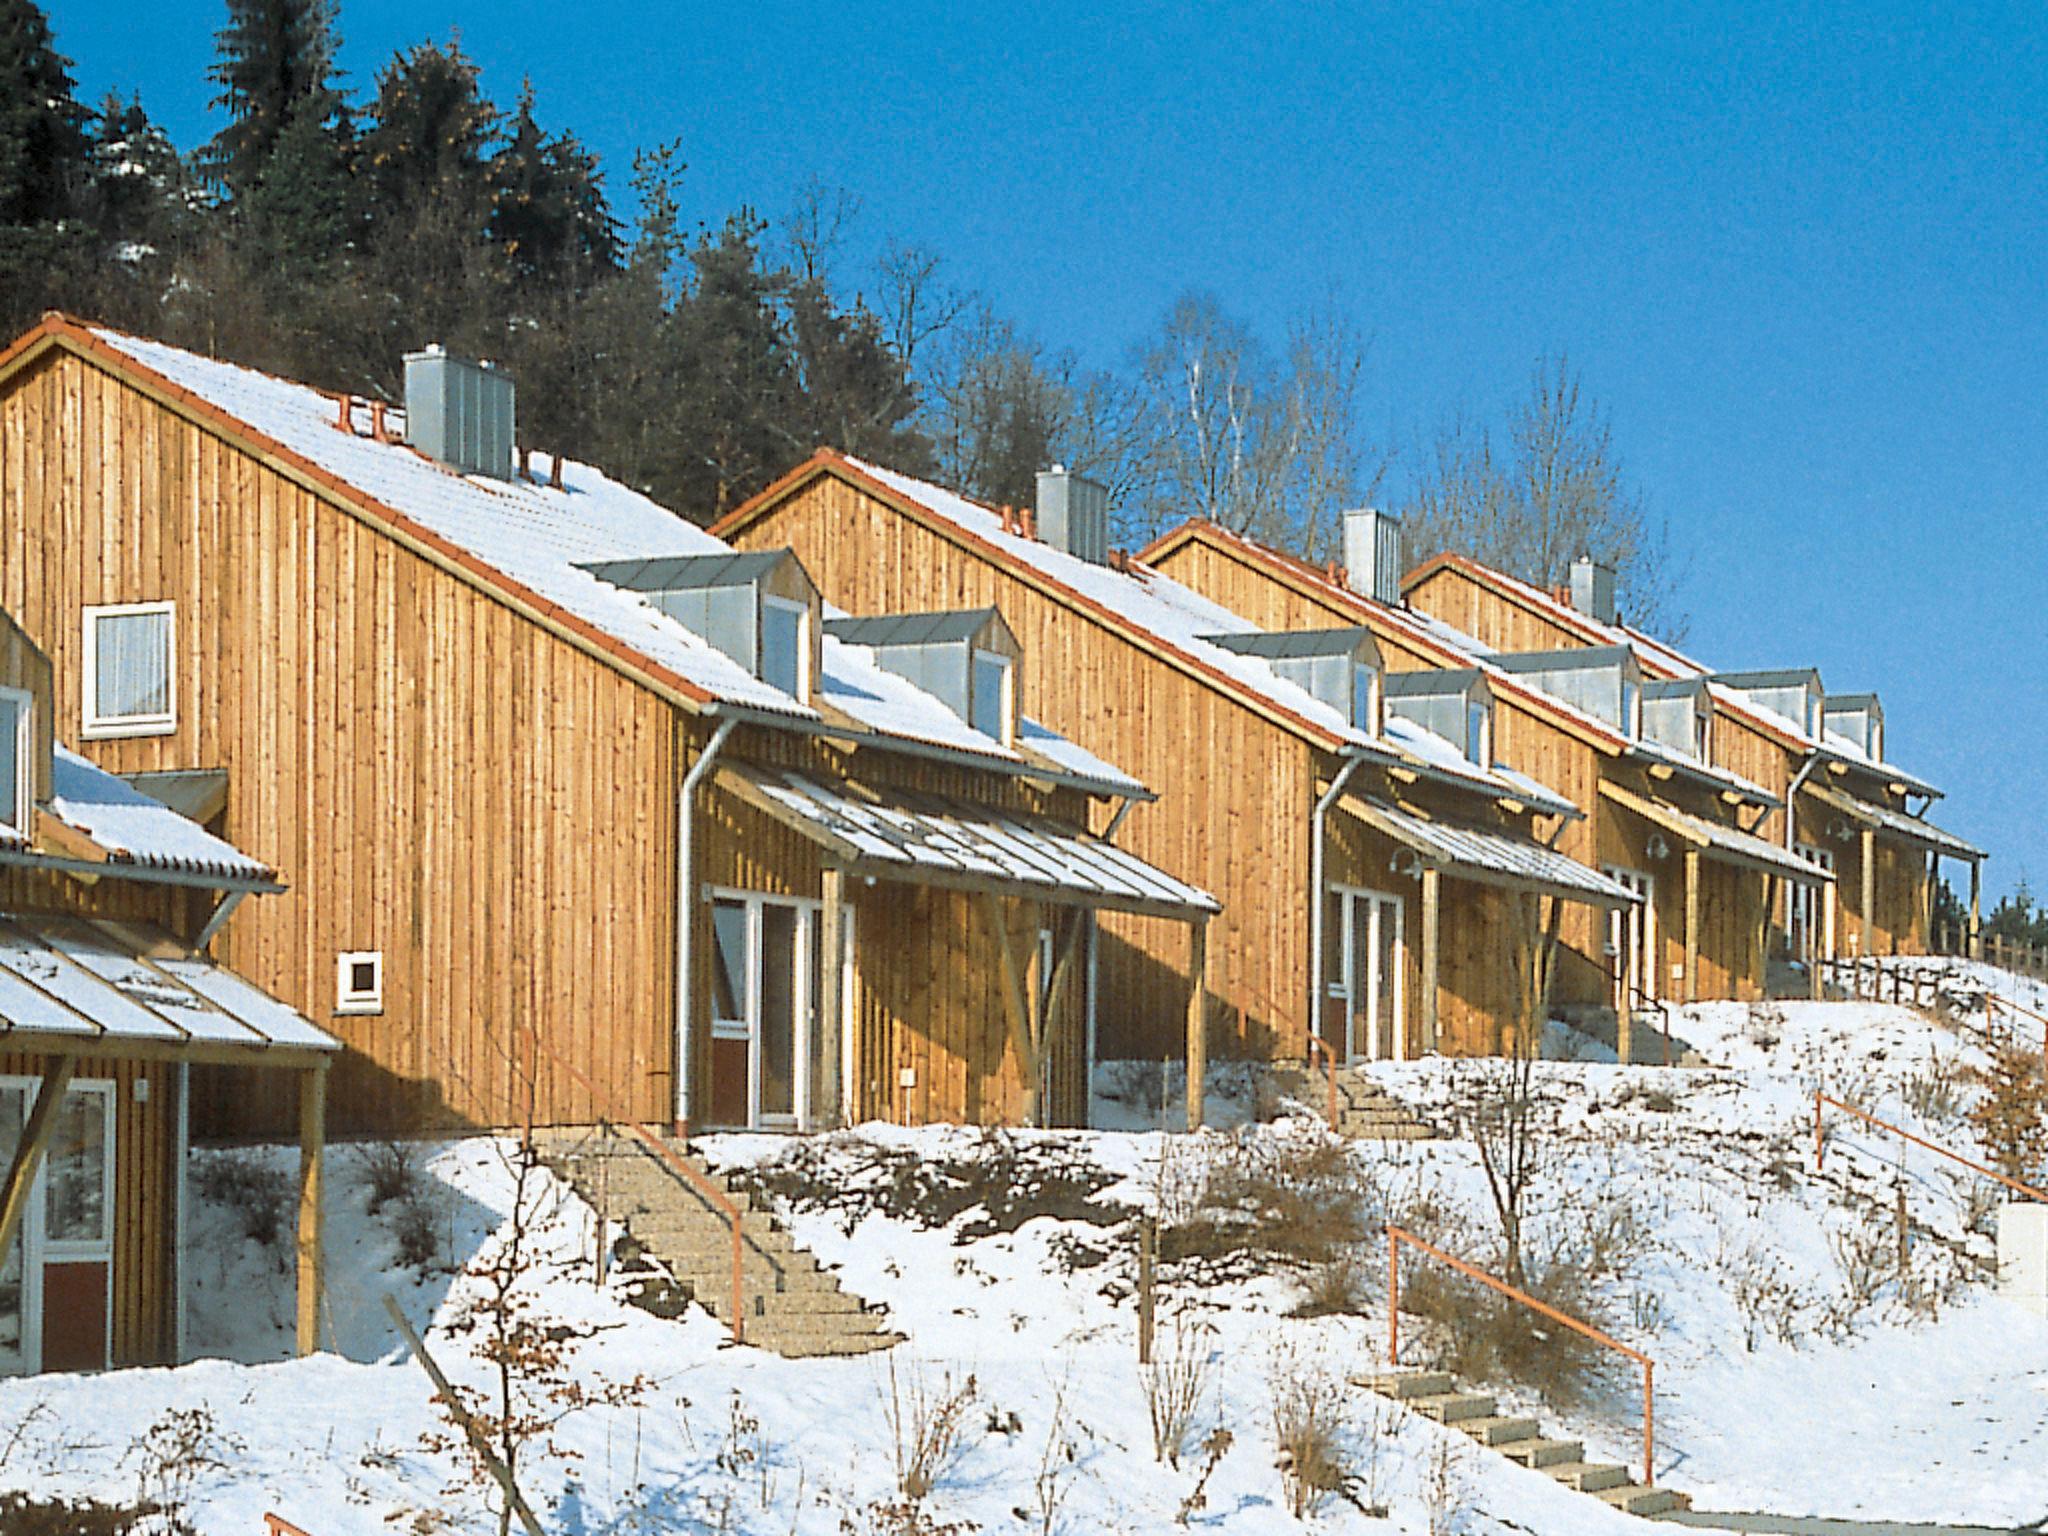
[
  {"left": 1803, "top": 781, "right": 1984, "bottom": 862},
  {"left": 35, "top": 748, "right": 276, "bottom": 886},
  {"left": 1600, "top": 781, "right": 1831, "bottom": 883},
  {"left": 1339, "top": 796, "right": 1640, "bottom": 908},
  {"left": 714, "top": 764, "right": 1219, "bottom": 921},
  {"left": 0, "top": 913, "right": 338, "bottom": 1065}
]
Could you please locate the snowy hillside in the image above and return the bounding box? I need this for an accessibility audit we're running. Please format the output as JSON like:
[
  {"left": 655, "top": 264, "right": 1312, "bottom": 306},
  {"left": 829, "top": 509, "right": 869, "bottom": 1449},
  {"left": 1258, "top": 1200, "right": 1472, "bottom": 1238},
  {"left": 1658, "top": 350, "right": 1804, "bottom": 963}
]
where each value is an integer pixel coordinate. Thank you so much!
[{"left": 2, "top": 961, "right": 2045, "bottom": 1533}]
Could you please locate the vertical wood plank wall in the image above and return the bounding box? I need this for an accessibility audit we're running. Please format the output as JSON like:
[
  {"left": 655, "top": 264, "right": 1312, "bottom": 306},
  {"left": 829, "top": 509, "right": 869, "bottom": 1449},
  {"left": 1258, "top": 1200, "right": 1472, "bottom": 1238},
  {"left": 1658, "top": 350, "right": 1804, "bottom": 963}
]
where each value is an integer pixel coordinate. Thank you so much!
[{"left": 0, "top": 349, "right": 678, "bottom": 1136}]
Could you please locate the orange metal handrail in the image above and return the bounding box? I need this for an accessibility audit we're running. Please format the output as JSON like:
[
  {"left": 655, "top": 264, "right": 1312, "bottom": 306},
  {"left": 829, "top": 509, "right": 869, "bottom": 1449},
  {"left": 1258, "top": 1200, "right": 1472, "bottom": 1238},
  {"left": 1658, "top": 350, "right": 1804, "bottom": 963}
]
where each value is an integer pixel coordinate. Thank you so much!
[
  {"left": 1986, "top": 993, "right": 2048, "bottom": 1061},
  {"left": 1386, "top": 1224, "right": 1656, "bottom": 1488},
  {"left": 264, "top": 1517, "right": 315, "bottom": 1536},
  {"left": 1303, "top": 1032, "right": 1340, "bottom": 1131},
  {"left": 526, "top": 1029, "right": 755, "bottom": 1347},
  {"left": 1812, "top": 1091, "right": 2048, "bottom": 1206}
]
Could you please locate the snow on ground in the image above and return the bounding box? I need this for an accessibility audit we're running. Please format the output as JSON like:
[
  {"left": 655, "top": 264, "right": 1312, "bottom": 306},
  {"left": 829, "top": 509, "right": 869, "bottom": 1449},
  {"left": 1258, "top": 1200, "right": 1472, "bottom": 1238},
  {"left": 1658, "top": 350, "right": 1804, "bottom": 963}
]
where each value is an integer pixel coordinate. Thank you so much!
[{"left": 2, "top": 958, "right": 2045, "bottom": 1532}]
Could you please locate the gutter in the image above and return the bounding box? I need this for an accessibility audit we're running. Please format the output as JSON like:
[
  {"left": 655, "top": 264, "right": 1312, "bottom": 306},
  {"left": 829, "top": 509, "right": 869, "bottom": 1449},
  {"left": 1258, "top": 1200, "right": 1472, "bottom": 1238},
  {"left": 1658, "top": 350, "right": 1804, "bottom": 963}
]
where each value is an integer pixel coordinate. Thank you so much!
[
  {"left": 0, "top": 847, "right": 284, "bottom": 895},
  {"left": 674, "top": 716, "right": 738, "bottom": 1134},
  {"left": 1307, "top": 752, "right": 1373, "bottom": 1045}
]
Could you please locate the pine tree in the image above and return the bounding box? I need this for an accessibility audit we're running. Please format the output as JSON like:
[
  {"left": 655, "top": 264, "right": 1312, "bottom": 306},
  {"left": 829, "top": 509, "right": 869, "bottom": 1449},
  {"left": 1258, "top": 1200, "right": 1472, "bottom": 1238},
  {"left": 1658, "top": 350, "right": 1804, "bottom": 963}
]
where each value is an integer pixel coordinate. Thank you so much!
[
  {"left": 203, "top": 0, "right": 345, "bottom": 195},
  {"left": 488, "top": 83, "right": 619, "bottom": 292},
  {"left": 361, "top": 38, "right": 497, "bottom": 221},
  {"left": 0, "top": 0, "right": 90, "bottom": 227},
  {"left": 86, "top": 93, "right": 189, "bottom": 256}
]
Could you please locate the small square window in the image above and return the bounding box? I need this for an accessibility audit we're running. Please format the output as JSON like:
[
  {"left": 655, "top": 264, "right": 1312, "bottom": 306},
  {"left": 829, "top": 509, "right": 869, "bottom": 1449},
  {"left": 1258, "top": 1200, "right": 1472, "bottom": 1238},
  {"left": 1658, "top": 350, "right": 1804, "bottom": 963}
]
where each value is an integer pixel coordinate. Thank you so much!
[
  {"left": 337, "top": 951, "right": 384, "bottom": 1015},
  {"left": 83, "top": 601, "right": 175, "bottom": 738}
]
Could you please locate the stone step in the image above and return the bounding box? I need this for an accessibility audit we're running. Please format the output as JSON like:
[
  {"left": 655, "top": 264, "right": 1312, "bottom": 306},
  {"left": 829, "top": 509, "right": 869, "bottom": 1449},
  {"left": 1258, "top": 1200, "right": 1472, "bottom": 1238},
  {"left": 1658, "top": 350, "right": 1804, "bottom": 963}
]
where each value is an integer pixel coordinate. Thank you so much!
[
  {"left": 717, "top": 1309, "right": 895, "bottom": 1341},
  {"left": 1453, "top": 1415, "right": 1542, "bottom": 1447},
  {"left": 744, "top": 1328, "right": 905, "bottom": 1358},
  {"left": 1543, "top": 1461, "right": 1630, "bottom": 1493},
  {"left": 1494, "top": 1437, "right": 1584, "bottom": 1469},
  {"left": 1352, "top": 1370, "right": 1455, "bottom": 1400},
  {"left": 699, "top": 1289, "right": 878, "bottom": 1321},
  {"left": 1596, "top": 1484, "right": 1689, "bottom": 1515},
  {"left": 1408, "top": 1392, "right": 1498, "bottom": 1424}
]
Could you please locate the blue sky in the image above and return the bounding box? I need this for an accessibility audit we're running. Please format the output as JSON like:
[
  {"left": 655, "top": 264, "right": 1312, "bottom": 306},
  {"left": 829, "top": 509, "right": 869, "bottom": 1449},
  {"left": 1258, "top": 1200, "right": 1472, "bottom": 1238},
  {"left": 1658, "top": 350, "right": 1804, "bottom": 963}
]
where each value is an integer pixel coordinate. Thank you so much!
[{"left": 49, "top": 0, "right": 2048, "bottom": 902}]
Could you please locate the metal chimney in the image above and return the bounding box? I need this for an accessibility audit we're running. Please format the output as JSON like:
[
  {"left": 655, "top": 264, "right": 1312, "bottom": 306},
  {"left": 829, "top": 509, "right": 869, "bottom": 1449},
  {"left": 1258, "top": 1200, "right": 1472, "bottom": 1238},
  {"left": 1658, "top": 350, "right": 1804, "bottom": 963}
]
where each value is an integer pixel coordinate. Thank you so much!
[
  {"left": 403, "top": 345, "right": 516, "bottom": 479},
  {"left": 1034, "top": 466, "right": 1109, "bottom": 564},
  {"left": 1341, "top": 508, "right": 1403, "bottom": 604},
  {"left": 1569, "top": 557, "right": 1618, "bottom": 625}
]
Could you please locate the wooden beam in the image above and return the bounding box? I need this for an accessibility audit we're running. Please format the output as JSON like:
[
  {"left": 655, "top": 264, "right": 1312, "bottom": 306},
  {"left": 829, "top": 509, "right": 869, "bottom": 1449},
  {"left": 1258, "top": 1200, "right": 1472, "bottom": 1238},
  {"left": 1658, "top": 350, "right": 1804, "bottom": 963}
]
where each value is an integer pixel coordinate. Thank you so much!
[
  {"left": 0, "top": 1054, "right": 76, "bottom": 1262},
  {"left": 1860, "top": 827, "right": 1878, "bottom": 959},
  {"left": 1970, "top": 859, "right": 1983, "bottom": 960},
  {"left": 1185, "top": 918, "right": 1208, "bottom": 1133},
  {"left": 818, "top": 867, "right": 845, "bottom": 1129},
  {"left": 1684, "top": 848, "right": 1702, "bottom": 1006},
  {"left": 1420, "top": 867, "right": 1441, "bottom": 1055},
  {"left": 33, "top": 816, "right": 111, "bottom": 867},
  {"left": 983, "top": 895, "right": 1039, "bottom": 1126},
  {"left": 1038, "top": 908, "right": 1088, "bottom": 1125},
  {"left": 296, "top": 1063, "right": 327, "bottom": 1357}
]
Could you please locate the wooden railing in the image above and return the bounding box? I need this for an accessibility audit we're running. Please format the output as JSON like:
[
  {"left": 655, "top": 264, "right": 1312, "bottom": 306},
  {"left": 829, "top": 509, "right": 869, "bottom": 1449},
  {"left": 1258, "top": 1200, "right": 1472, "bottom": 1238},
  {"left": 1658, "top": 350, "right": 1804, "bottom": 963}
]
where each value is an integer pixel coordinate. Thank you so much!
[
  {"left": 1816, "top": 955, "right": 1955, "bottom": 1009},
  {"left": 525, "top": 1029, "right": 761, "bottom": 1346},
  {"left": 1303, "top": 1032, "right": 1340, "bottom": 1131},
  {"left": 1385, "top": 1224, "right": 1657, "bottom": 1488},
  {"left": 1812, "top": 1091, "right": 2048, "bottom": 1205}
]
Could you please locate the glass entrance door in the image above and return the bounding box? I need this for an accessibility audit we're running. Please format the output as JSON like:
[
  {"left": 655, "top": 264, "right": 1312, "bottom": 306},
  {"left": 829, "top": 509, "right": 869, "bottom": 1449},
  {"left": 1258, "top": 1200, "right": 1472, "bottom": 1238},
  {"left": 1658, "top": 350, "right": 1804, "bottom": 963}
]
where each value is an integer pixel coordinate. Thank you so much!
[
  {"left": 1604, "top": 867, "right": 1656, "bottom": 1015},
  {"left": 707, "top": 892, "right": 817, "bottom": 1130},
  {"left": 1791, "top": 845, "right": 1836, "bottom": 965},
  {"left": 0, "top": 1082, "right": 32, "bottom": 1377},
  {"left": 1325, "top": 887, "right": 1405, "bottom": 1062}
]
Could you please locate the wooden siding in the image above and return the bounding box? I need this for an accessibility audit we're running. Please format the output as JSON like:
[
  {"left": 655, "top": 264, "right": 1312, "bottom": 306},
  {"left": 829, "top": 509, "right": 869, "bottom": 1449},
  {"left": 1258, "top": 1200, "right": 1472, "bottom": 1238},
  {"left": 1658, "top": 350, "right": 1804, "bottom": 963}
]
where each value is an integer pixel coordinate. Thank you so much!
[
  {"left": 1406, "top": 565, "right": 1594, "bottom": 654},
  {"left": 0, "top": 349, "right": 678, "bottom": 1136},
  {"left": 0, "top": 1048, "right": 176, "bottom": 1369}
]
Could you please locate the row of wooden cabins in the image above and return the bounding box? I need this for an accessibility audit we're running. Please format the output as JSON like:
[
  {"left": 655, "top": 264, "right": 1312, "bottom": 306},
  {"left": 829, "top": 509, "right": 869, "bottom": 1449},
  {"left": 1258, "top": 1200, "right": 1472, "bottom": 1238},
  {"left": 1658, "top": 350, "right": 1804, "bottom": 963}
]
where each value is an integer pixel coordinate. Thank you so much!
[{"left": 0, "top": 312, "right": 1987, "bottom": 1377}]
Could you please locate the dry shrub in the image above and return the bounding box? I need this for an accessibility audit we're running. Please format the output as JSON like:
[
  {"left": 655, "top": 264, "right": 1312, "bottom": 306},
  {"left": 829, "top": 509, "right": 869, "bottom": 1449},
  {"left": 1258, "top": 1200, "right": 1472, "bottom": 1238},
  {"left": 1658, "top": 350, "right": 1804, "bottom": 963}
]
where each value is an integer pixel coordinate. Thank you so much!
[
  {"left": 880, "top": 1358, "right": 980, "bottom": 1504},
  {"left": 0, "top": 1494, "right": 185, "bottom": 1536},
  {"left": 357, "top": 1138, "right": 426, "bottom": 1214},
  {"left": 1900, "top": 1060, "right": 1964, "bottom": 1127},
  {"left": 1267, "top": 1347, "right": 1350, "bottom": 1518},
  {"left": 1142, "top": 1314, "right": 1216, "bottom": 1467},
  {"left": 1397, "top": 1251, "right": 1614, "bottom": 1410},
  {"left": 193, "top": 1152, "right": 291, "bottom": 1256},
  {"left": 1293, "top": 1255, "right": 1367, "bottom": 1318},
  {"left": 1964, "top": 1042, "right": 2048, "bottom": 1183},
  {"left": 1162, "top": 1127, "right": 1372, "bottom": 1269}
]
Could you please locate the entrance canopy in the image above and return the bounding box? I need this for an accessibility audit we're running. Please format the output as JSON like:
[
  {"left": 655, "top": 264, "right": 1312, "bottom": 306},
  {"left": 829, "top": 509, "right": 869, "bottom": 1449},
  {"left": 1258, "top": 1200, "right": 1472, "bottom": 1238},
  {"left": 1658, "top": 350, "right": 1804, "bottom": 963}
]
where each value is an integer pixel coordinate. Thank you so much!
[
  {"left": 1600, "top": 781, "right": 1832, "bottom": 885},
  {"left": 715, "top": 764, "right": 1219, "bottom": 921},
  {"left": 1803, "top": 781, "right": 1984, "bottom": 863},
  {"left": 0, "top": 913, "right": 337, "bottom": 1067},
  {"left": 1340, "top": 795, "right": 1639, "bottom": 908}
]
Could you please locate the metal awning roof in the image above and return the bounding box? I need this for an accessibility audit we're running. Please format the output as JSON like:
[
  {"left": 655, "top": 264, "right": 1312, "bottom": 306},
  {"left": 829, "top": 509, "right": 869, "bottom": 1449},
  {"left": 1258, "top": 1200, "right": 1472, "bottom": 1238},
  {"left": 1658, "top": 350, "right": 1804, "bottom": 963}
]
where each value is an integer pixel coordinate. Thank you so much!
[
  {"left": 1339, "top": 796, "right": 1640, "bottom": 908},
  {"left": 1804, "top": 781, "right": 1984, "bottom": 862},
  {"left": 0, "top": 913, "right": 338, "bottom": 1065},
  {"left": 117, "top": 768, "right": 229, "bottom": 826},
  {"left": 1600, "top": 781, "right": 1832, "bottom": 883},
  {"left": 715, "top": 765, "right": 1220, "bottom": 920}
]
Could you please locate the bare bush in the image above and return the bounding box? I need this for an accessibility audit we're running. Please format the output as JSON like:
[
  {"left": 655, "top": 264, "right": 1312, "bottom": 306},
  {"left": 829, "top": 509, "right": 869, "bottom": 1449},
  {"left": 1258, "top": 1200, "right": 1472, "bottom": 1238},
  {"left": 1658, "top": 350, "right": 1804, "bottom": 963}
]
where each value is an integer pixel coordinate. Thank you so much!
[
  {"left": 1163, "top": 1127, "right": 1372, "bottom": 1269},
  {"left": 126, "top": 1407, "right": 240, "bottom": 1536},
  {"left": 1965, "top": 1042, "right": 2048, "bottom": 1183},
  {"left": 1466, "top": 1040, "right": 1546, "bottom": 1285},
  {"left": 1174, "top": 1428, "right": 1233, "bottom": 1525},
  {"left": 880, "top": 1358, "right": 981, "bottom": 1504},
  {"left": 1141, "top": 1315, "right": 1215, "bottom": 1467},
  {"left": 1717, "top": 1236, "right": 1814, "bottom": 1352},
  {"left": 1293, "top": 1254, "right": 1366, "bottom": 1317},
  {"left": 0, "top": 1492, "right": 183, "bottom": 1536},
  {"left": 1267, "top": 1347, "right": 1349, "bottom": 1518},
  {"left": 357, "top": 1138, "right": 427, "bottom": 1214},
  {"left": 1900, "top": 1060, "right": 1965, "bottom": 1127},
  {"left": 1419, "top": 1429, "right": 1470, "bottom": 1536},
  {"left": 193, "top": 1153, "right": 291, "bottom": 1260},
  {"left": 1397, "top": 1252, "right": 1613, "bottom": 1410}
]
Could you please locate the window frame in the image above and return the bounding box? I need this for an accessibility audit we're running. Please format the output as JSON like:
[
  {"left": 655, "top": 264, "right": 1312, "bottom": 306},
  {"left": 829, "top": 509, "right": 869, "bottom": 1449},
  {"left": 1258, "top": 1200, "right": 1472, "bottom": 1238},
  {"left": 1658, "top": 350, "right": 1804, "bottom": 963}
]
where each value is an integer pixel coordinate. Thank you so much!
[
  {"left": 1465, "top": 694, "right": 1491, "bottom": 767},
  {"left": 41, "top": 1079, "right": 115, "bottom": 1263},
  {"left": 335, "top": 950, "right": 384, "bottom": 1016},
  {"left": 969, "top": 648, "right": 1014, "bottom": 745},
  {"left": 0, "top": 685, "right": 32, "bottom": 837},
  {"left": 758, "top": 595, "right": 810, "bottom": 702},
  {"left": 1351, "top": 662, "right": 1380, "bottom": 735},
  {"left": 81, "top": 601, "right": 177, "bottom": 740}
]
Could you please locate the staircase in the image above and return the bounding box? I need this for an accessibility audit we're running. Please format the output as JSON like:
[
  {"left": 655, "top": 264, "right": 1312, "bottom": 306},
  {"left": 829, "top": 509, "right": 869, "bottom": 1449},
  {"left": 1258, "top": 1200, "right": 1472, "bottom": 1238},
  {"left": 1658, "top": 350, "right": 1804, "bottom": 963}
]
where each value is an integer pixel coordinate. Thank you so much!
[
  {"left": 1271, "top": 1065, "right": 1442, "bottom": 1140},
  {"left": 1355, "top": 1368, "right": 1688, "bottom": 1517},
  {"left": 539, "top": 1127, "right": 902, "bottom": 1359}
]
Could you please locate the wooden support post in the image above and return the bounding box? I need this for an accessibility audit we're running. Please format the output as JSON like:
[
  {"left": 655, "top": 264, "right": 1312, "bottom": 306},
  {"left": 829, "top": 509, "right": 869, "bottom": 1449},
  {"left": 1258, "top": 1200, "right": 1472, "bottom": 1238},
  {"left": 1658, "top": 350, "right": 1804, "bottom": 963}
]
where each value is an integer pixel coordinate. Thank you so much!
[
  {"left": 1860, "top": 828, "right": 1877, "bottom": 963},
  {"left": 1420, "top": 867, "right": 1442, "bottom": 1054},
  {"left": 1185, "top": 918, "right": 1208, "bottom": 1133},
  {"left": 1038, "top": 909, "right": 1088, "bottom": 1126},
  {"left": 1683, "top": 848, "right": 1701, "bottom": 1006},
  {"left": 296, "top": 1063, "right": 327, "bottom": 1358},
  {"left": 986, "top": 894, "right": 1040, "bottom": 1127},
  {"left": 0, "top": 1055, "right": 76, "bottom": 1262},
  {"left": 1970, "top": 860, "right": 1983, "bottom": 961},
  {"left": 1137, "top": 1216, "right": 1157, "bottom": 1364},
  {"left": 818, "top": 867, "right": 845, "bottom": 1129},
  {"left": 1924, "top": 853, "right": 1938, "bottom": 956}
]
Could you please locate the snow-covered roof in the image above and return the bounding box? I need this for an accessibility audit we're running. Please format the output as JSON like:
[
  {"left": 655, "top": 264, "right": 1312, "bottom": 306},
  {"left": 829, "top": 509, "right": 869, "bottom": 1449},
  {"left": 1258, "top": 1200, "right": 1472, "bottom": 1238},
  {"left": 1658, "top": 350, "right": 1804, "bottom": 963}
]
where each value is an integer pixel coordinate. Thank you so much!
[
  {"left": 1343, "top": 797, "right": 1640, "bottom": 906},
  {"left": 35, "top": 746, "right": 276, "bottom": 885},
  {"left": 717, "top": 763, "right": 1218, "bottom": 920},
  {"left": 74, "top": 327, "right": 1136, "bottom": 796},
  {"left": 1805, "top": 781, "right": 1983, "bottom": 861},
  {"left": 1600, "top": 781, "right": 1833, "bottom": 883},
  {"left": 0, "top": 913, "right": 336, "bottom": 1058}
]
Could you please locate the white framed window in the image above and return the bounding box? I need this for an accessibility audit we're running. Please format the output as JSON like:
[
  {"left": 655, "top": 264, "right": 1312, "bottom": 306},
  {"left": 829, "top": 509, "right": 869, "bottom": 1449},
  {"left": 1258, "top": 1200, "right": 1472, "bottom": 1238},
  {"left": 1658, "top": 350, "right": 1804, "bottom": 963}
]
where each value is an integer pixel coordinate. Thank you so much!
[
  {"left": 1621, "top": 676, "right": 1642, "bottom": 739},
  {"left": 0, "top": 686, "right": 31, "bottom": 836},
  {"left": 43, "top": 1081, "right": 114, "bottom": 1262},
  {"left": 759, "top": 596, "right": 809, "bottom": 700},
  {"left": 336, "top": 951, "right": 384, "bottom": 1015},
  {"left": 1694, "top": 708, "right": 1713, "bottom": 762},
  {"left": 82, "top": 601, "right": 175, "bottom": 738},
  {"left": 970, "top": 649, "right": 1013, "bottom": 744}
]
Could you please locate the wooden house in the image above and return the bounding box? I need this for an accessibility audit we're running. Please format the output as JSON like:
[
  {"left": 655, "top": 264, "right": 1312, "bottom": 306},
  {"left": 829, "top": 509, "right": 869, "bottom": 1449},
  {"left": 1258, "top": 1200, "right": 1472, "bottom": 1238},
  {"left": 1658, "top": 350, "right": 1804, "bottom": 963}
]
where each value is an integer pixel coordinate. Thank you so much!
[
  {"left": 0, "top": 607, "right": 336, "bottom": 1378},
  {"left": 712, "top": 455, "right": 1635, "bottom": 1069},
  {"left": 1141, "top": 519, "right": 1827, "bottom": 1048},
  {"left": 0, "top": 316, "right": 1213, "bottom": 1140},
  {"left": 1402, "top": 553, "right": 1986, "bottom": 975}
]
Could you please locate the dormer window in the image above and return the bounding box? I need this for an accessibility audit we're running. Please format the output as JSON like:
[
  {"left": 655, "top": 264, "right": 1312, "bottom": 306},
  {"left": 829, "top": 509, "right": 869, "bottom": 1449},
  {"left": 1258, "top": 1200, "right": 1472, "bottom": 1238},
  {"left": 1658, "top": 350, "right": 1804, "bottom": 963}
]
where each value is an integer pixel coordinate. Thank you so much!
[
  {"left": 1203, "top": 626, "right": 1383, "bottom": 737},
  {"left": 1491, "top": 645, "right": 1643, "bottom": 737},
  {"left": 971, "top": 649, "right": 1014, "bottom": 745},
  {"left": 0, "top": 686, "right": 29, "bottom": 836},
  {"left": 1642, "top": 677, "right": 1712, "bottom": 761},
  {"left": 1382, "top": 668, "right": 1492, "bottom": 765},
  {"left": 1715, "top": 669, "right": 1826, "bottom": 743},
  {"left": 578, "top": 548, "right": 821, "bottom": 706},
  {"left": 760, "top": 596, "right": 809, "bottom": 699},
  {"left": 823, "top": 607, "right": 1021, "bottom": 746}
]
